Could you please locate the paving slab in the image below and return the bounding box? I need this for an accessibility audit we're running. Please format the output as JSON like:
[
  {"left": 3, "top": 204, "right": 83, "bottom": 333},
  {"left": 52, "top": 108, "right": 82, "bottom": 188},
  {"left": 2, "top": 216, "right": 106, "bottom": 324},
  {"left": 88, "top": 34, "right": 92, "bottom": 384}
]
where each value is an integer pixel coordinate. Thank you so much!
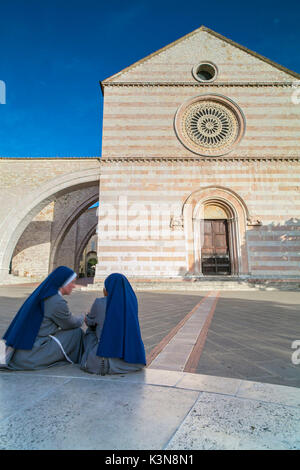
[
  {"left": 0, "top": 372, "right": 199, "bottom": 450},
  {"left": 0, "top": 372, "right": 71, "bottom": 421},
  {"left": 166, "top": 391, "right": 300, "bottom": 450},
  {"left": 175, "top": 373, "right": 242, "bottom": 395},
  {"left": 9, "top": 364, "right": 185, "bottom": 387},
  {"left": 236, "top": 380, "right": 300, "bottom": 407}
]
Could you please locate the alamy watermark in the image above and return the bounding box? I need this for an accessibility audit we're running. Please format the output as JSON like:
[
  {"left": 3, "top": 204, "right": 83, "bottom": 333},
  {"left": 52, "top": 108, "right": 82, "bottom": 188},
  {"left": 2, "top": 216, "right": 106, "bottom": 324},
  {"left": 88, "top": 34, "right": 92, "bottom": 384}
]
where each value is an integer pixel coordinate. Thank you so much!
[
  {"left": 95, "top": 196, "right": 206, "bottom": 243},
  {"left": 291, "top": 81, "right": 300, "bottom": 105},
  {"left": 96, "top": 196, "right": 186, "bottom": 240},
  {"left": 291, "top": 340, "right": 300, "bottom": 365},
  {"left": 0, "top": 80, "right": 6, "bottom": 104}
]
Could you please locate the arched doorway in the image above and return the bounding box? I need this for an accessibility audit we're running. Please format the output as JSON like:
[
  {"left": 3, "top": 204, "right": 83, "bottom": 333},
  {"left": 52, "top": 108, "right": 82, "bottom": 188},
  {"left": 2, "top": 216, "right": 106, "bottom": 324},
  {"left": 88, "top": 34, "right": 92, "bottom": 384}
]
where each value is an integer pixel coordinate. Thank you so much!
[
  {"left": 182, "top": 186, "right": 250, "bottom": 277},
  {"left": 86, "top": 254, "right": 98, "bottom": 277},
  {"left": 78, "top": 233, "right": 98, "bottom": 278},
  {"left": 201, "top": 203, "right": 232, "bottom": 275}
]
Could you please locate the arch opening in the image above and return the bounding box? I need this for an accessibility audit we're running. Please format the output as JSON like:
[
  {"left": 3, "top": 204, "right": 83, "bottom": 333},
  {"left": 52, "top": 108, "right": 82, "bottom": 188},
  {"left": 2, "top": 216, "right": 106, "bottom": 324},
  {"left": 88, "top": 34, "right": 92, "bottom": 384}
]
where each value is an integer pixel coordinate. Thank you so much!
[
  {"left": 196, "top": 200, "right": 235, "bottom": 276},
  {"left": 77, "top": 229, "right": 98, "bottom": 278},
  {"left": 0, "top": 171, "right": 99, "bottom": 279},
  {"left": 49, "top": 194, "right": 99, "bottom": 273},
  {"left": 0, "top": 167, "right": 100, "bottom": 281},
  {"left": 182, "top": 186, "right": 249, "bottom": 277}
]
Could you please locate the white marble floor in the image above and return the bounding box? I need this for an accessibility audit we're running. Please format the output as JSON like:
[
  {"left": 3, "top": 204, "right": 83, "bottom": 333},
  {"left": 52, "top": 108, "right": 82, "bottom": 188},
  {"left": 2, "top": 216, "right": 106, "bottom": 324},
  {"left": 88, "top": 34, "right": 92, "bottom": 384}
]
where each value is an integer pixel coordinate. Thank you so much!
[{"left": 0, "top": 365, "right": 299, "bottom": 450}]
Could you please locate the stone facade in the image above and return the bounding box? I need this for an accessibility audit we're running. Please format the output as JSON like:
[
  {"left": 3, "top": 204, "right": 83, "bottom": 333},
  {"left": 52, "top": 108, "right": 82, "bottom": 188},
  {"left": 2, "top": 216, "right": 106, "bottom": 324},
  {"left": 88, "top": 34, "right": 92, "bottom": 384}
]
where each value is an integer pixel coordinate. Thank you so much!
[
  {"left": 94, "top": 26, "right": 300, "bottom": 281},
  {"left": 95, "top": 159, "right": 300, "bottom": 279}
]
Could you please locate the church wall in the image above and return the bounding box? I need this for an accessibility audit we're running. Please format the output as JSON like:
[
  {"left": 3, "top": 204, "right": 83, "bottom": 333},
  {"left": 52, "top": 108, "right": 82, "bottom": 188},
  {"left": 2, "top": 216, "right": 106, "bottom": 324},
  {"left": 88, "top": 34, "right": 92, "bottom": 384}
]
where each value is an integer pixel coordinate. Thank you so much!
[
  {"left": 98, "top": 40, "right": 300, "bottom": 280},
  {"left": 101, "top": 85, "right": 300, "bottom": 159},
  {"left": 95, "top": 159, "right": 300, "bottom": 279}
]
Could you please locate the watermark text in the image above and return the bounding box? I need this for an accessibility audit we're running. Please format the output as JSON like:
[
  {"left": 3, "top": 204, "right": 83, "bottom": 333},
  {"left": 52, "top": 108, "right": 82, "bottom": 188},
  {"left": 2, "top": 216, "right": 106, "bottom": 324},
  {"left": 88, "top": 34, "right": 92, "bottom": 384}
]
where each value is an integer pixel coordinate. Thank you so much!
[
  {"left": 291, "top": 340, "right": 300, "bottom": 365},
  {"left": 0, "top": 80, "right": 6, "bottom": 104}
]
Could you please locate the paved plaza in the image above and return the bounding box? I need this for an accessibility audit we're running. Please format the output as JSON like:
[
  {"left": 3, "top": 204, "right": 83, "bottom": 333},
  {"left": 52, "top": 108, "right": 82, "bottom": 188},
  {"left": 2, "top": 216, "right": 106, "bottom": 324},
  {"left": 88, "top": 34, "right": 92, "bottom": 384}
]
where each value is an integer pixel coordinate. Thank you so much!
[
  {"left": 0, "top": 284, "right": 299, "bottom": 450},
  {"left": 1, "top": 285, "right": 298, "bottom": 387}
]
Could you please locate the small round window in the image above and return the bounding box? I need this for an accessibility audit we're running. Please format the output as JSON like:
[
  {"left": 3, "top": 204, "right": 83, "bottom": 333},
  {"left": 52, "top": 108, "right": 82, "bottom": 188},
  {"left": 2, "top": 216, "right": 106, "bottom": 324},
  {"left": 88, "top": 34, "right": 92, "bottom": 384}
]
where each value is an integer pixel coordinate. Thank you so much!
[{"left": 192, "top": 62, "right": 218, "bottom": 83}]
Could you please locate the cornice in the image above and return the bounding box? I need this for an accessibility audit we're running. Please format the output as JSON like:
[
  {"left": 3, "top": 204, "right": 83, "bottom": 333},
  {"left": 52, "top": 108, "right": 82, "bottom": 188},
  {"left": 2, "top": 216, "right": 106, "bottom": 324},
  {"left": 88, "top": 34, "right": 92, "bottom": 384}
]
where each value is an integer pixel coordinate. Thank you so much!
[
  {"left": 2, "top": 156, "right": 299, "bottom": 164},
  {"left": 102, "top": 81, "right": 297, "bottom": 88},
  {"left": 100, "top": 155, "right": 300, "bottom": 163},
  {"left": 0, "top": 157, "right": 101, "bottom": 161}
]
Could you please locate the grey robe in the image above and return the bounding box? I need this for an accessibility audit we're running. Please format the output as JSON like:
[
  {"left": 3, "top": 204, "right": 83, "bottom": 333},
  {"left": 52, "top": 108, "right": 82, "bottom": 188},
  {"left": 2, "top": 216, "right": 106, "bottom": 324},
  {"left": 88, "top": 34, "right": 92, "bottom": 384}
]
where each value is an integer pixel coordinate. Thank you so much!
[
  {"left": 80, "top": 297, "right": 145, "bottom": 375},
  {"left": 7, "top": 294, "right": 84, "bottom": 370}
]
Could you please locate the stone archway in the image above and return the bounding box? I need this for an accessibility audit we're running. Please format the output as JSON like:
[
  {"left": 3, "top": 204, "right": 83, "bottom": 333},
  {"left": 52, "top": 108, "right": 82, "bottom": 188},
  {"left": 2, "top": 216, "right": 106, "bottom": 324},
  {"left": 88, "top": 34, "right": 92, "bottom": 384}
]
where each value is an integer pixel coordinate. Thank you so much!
[
  {"left": 0, "top": 166, "right": 100, "bottom": 281},
  {"left": 75, "top": 223, "right": 97, "bottom": 274},
  {"left": 182, "top": 186, "right": 250, "bottom": 276},
  {"left": 49, "top": 192, "right": 99, "bottom": 272}
]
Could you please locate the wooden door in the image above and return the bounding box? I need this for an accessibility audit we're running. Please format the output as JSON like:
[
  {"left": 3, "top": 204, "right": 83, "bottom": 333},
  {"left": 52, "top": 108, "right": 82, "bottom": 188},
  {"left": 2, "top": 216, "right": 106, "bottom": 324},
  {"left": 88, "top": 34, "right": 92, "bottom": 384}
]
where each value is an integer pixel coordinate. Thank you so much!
[{"left": 202, "top": 219, "right": 231, "bottom": 275}]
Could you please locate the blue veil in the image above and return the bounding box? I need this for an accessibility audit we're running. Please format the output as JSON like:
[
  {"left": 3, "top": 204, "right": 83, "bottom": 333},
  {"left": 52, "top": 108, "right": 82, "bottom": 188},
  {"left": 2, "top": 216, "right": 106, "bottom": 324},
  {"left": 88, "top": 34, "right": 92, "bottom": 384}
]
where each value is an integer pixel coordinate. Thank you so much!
[
  {"left": 97, "top": 273, "right": 146, "bottom": 365},
  {"left": 3, "top": 266, "right": 75, "bottom": 350}
]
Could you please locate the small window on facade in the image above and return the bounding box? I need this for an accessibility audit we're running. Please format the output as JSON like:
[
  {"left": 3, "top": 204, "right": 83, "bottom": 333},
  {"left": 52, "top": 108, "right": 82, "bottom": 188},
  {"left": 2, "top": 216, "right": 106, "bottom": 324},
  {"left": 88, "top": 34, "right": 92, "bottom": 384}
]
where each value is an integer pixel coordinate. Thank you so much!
[{"left": 192, "top": 62, "right": 218, "bottom": 83}]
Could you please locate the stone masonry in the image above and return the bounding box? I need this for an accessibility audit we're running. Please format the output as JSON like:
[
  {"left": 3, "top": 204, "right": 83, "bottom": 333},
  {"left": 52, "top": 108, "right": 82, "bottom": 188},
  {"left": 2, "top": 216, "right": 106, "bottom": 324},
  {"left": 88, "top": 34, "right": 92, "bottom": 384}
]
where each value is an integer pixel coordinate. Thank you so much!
[{"left": 94, "top": 26, "right": 300, "bottom": 281}]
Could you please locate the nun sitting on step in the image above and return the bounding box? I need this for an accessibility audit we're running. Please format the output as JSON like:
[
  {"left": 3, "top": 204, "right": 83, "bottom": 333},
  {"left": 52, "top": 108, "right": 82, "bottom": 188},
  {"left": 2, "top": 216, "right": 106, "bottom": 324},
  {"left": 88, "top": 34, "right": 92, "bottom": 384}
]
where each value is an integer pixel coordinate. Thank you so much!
[
  {"left": 80, "top": 273, "right": 146, "bottom": 375},
  {"left": 2, "top": 266, "right": 84, "bottom": 370}
]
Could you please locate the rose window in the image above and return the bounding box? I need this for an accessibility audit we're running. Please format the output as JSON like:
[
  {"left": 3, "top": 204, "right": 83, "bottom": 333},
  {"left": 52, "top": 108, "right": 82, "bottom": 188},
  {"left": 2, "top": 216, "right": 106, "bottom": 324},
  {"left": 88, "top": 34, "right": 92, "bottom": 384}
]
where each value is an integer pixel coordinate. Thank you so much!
[{"left": 174, "top": 95, "right": 245, "bottom": 156}]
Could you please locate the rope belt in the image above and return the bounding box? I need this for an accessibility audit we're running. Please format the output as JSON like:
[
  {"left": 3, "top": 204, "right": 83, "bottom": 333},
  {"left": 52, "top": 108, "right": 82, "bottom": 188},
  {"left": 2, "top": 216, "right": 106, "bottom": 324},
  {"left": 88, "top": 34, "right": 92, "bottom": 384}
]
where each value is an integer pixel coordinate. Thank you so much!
[{"left": 49, "top": 335, "right": 74, "bottom": 364}]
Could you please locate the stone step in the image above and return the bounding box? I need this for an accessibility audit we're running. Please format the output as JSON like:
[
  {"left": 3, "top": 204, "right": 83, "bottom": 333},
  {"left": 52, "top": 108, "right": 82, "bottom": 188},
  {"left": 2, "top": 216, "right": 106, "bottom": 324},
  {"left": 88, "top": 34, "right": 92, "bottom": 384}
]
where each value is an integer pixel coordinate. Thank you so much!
[
  {"left": 2, "top": 275, "right": 298, "bottom": 291},
  {"left": 80, "top": 279, "right": 300, "bottom": 292},
  {"left": 0, "top": 274, "right": 42, "bottom": 285}
]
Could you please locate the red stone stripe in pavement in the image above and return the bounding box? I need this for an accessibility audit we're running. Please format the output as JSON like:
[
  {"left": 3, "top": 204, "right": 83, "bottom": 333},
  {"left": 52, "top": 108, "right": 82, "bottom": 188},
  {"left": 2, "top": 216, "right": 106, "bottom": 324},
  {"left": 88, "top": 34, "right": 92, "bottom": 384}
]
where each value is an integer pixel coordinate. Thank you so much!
[
  {"left": 147, "top": 291, "right": 220, "bottom": 371},
  {"left": 184, "top": 291, "right": 220, "bottom": 373}
]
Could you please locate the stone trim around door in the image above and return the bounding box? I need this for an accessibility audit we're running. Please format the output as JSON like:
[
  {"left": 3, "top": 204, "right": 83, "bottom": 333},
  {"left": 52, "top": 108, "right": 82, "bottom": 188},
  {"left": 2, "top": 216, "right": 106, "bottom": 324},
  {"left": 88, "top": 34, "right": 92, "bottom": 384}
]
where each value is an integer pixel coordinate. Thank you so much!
[{"left": 182, "top": 186, "right": 250, "bottom": 276}]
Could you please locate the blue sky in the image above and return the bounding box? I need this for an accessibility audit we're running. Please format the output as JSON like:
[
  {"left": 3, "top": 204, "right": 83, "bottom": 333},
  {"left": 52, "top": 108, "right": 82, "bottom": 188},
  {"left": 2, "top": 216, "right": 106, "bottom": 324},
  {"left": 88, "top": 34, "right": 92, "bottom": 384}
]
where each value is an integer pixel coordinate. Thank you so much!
[{"left": 0, "top": 0, "right": 299, "bottom": 158}]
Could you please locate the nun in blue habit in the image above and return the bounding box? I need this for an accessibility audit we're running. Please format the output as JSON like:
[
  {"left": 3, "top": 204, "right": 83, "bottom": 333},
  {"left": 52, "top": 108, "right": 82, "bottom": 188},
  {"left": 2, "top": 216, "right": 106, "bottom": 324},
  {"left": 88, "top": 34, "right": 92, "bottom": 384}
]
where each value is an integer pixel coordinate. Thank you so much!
[
  {"left": 80, "top": 273, "right": 146, "bottom": 375},
  {"left": 1, "top": 266, "right": 84, "bottom": 370}
]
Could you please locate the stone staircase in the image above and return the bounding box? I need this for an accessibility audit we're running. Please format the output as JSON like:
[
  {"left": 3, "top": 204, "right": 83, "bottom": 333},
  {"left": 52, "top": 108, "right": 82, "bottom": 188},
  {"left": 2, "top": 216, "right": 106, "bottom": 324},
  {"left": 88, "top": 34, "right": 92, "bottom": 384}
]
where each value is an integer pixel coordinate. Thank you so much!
[
  {"left": 1, "top": 274, "right": 298, "bottom": 291},
  {"left": 0, "top": 274, "right": 43, "bottom": 286},
  {"left": 80, "top": 276, "right": 300, "bottom": 292}
]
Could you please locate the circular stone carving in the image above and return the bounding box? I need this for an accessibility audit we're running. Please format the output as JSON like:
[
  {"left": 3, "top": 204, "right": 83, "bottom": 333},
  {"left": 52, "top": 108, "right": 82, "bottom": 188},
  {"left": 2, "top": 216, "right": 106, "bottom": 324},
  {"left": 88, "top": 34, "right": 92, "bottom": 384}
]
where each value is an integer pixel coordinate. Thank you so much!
[
  {"left": 174, "top": 94, "right": 245, "bottom": 156},
  {"left": 185, "top": 101, "right": 235, "bottom": 148}
]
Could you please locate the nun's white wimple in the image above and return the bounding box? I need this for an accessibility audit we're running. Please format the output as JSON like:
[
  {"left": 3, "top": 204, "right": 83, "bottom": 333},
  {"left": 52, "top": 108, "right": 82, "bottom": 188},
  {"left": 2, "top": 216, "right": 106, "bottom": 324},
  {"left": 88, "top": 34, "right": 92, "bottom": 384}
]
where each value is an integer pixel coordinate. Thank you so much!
[{"left": 62, "top": 272, "right": 77, "bottom": 287}]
